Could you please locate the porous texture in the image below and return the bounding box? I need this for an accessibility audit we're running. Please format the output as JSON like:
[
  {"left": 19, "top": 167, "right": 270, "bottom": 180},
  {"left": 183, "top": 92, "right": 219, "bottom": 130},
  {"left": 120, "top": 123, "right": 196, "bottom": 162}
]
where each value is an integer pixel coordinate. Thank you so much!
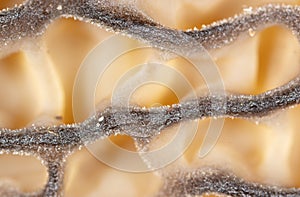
[{"left": 0, "top": 0, "right": 300, "bottom": 196}]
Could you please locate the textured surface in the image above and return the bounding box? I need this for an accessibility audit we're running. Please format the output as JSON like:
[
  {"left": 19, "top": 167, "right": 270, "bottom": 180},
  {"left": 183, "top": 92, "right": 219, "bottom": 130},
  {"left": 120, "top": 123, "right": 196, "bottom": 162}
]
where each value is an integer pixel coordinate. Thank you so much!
[
  {"left": 157, "top": 168, "right": 300, "bottom": 197},
  {"left": 0, "top": 0, "right": 300, "bottom": 196}
]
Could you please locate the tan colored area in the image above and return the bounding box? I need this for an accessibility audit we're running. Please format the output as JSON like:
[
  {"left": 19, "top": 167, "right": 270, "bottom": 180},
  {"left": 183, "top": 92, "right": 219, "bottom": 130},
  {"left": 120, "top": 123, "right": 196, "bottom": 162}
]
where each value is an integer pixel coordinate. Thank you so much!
[
  {"left": 0, "top": 0, "right": 300, "bottom": 196},
  {"left": 0, "top": 0, "right": 25, "bottom": 9}
]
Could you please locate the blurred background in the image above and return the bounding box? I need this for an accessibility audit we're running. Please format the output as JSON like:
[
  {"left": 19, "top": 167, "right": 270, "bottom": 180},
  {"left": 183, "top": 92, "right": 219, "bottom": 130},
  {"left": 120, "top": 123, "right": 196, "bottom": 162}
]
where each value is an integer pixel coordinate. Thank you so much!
[{"left": 0, "top": 0, "right": 300, "bottom": 196}]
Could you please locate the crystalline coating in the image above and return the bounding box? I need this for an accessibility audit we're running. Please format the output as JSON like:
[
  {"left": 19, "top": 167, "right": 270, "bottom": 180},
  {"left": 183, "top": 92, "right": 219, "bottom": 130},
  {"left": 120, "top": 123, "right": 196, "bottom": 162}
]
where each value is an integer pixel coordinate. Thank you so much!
[
  {"left": 157, "top": 168, "right": 300, "bottom": 197},
  {"left": 0, "top": 0, "right": 300, "bottom": 196}
]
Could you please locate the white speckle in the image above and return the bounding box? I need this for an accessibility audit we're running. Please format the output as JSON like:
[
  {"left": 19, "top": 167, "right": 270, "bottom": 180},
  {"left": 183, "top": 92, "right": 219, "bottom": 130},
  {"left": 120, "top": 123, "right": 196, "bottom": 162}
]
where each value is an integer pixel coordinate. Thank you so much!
[
  {"left": 57, "top": 5, "right": 62, "bottom": 10},
  {"left": 248, "top": 28, "right": 256, "bottom": 37},
  {"left": 98, "top": 116, "right": 104, "bottom": 122},
  {"left": 243, "top": 6, "right": 253, "bottom": 14}
]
